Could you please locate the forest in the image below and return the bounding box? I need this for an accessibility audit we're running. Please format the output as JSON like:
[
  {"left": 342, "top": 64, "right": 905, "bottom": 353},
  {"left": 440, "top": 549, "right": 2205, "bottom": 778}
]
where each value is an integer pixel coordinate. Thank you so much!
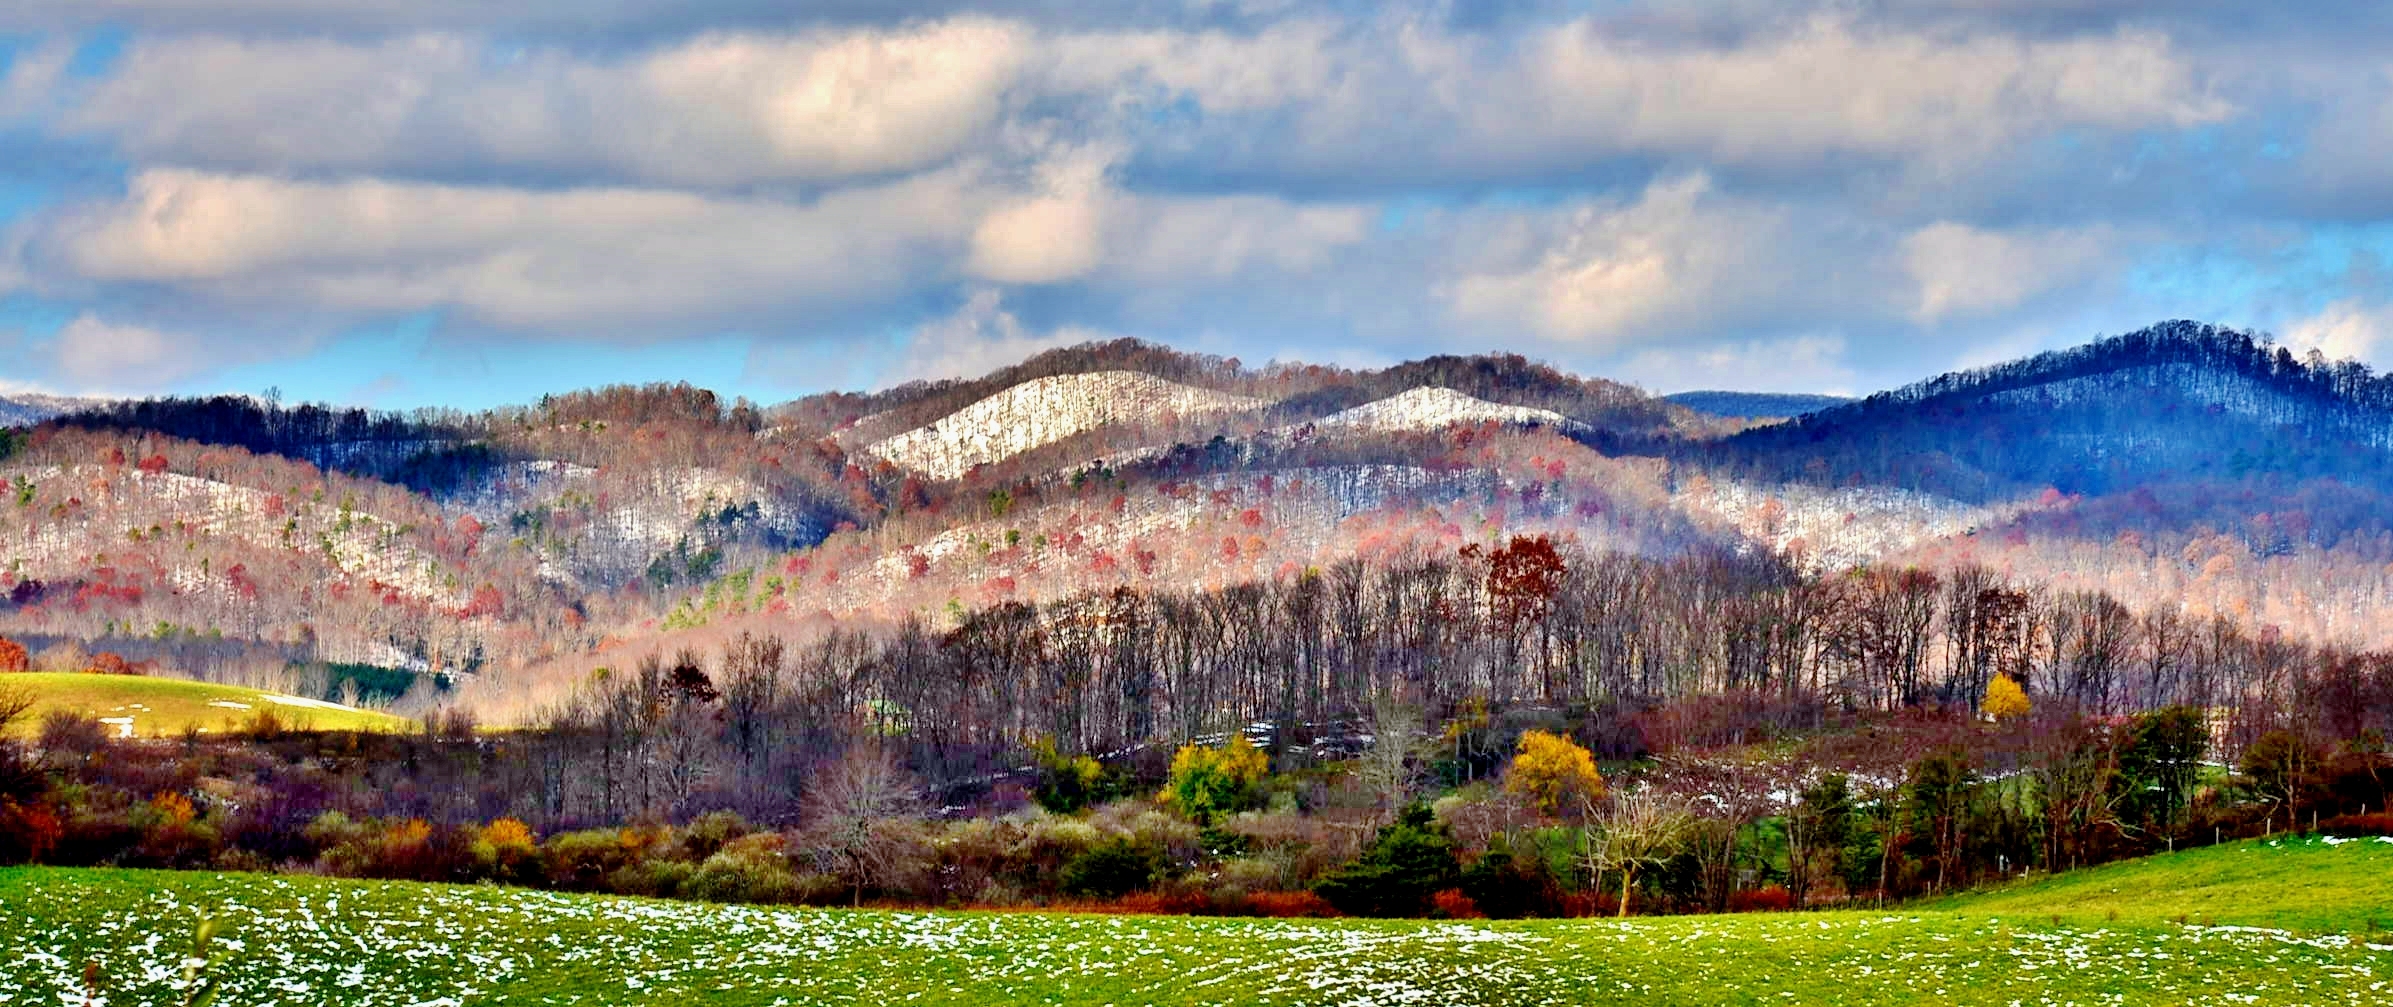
[{"left": 3, "top": 534, "right": 2387, "bottom": 920}]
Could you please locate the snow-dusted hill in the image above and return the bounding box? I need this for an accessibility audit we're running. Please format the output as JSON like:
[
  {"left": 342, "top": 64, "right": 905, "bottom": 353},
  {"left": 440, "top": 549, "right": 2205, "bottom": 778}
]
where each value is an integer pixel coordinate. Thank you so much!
[
  {"left": 0, "top": 394, "right": 100, "bottom": 427},
  {"left": 1308, "top": 386, "right": 1584, "bottom": 435},
  {"left": 865, "top": 371, "right": 1267, "bottom": 481}
]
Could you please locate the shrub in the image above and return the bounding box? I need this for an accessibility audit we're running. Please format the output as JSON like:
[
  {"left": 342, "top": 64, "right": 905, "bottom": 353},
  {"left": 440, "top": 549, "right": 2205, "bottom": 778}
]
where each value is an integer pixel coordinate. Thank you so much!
[
  {"left": 543, "top": 828, "right": 648, "bottom": 890},
  {"left": 1032, "top": 737, "right": 1111, "bottom": 815},
  {"left": 1313, "top": 804, "right": 1459, "bottom": 917},
  {"left": 608, "top": 859, "right": 696, "bottom": 898},
  {"left": 685, "top": 834, "right": 802, "bottom": 904},
  {"left": 0, "top": 798, "right": 62, "bottom": 863},
  {"left": 679, "top": 810, "right": 752, "bottom": 861},
  {"left": 1432, "top": 888, "right": 1484, "bottom": 919},
  {"left": 1729, "top": 885, "right": 1795, "bottom": 913},
  {"left": 2319, "top": 813, "right": 2393, "bottom": 837},
  {"left": 472, "top": 818, "right": 540, "bottom": 884},
  {"left": 37, "top": 712, "right": 108, "bottom": 760},
  {"left": 1458, "top": 836, "right": 1569, "bottom": 919},
  {"left": 1243, "top": 890, "right": 1338, "bottom": 918},
  {"left": 1061, "top": 838, "right": 1164, "bottom": 899},
  {"left": 1161, "top": 736, "right": 1268, "bottom": 824},
  {"left": 0, "top": 637, "right": 26, "bottom": 674}
]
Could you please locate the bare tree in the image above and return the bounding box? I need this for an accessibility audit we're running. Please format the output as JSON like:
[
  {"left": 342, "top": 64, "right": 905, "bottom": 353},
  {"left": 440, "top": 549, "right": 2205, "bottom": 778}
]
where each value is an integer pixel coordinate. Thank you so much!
[
  {"left": 800, "top": 747, "right": 926, "bottom": 907},
  {"left": 1355, "top": 693, "right": 1427, "bottom": 825},
  {"left": 1581, "top": 788, "right": 1693, "bottom": 918}
]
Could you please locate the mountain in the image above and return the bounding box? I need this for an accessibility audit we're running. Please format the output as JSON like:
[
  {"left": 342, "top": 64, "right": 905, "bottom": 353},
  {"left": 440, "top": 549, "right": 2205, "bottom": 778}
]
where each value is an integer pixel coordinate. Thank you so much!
[
  {"left": 1665, "top": 391, "right": 1850, "bottom": 420},
  {"left": 1720, "top": 320, "right": 2393, "bottom": 499},
  {"left": 11, "top": 320, "right": 2393, "bottom": 710},
  {"left": 0, "top": 393, "right": 100, "bottom": 428}
]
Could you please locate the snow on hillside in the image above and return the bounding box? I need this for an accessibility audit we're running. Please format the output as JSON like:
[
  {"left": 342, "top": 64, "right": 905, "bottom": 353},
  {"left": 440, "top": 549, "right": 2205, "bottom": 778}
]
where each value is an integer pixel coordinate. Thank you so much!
[
  {"left": 1981, "top": 363, "right": 2393, "bottom": 449},
  {"left": 865, "top": 372, "right": 1267, "bottom": 481},
  {"left": 1680, "top": 478, "right": 2043, "bottom": 572},
  {"left": 0, "top": 394, "right": 98, "bottom": 427},
  {"left": 1309, "top": 387, "right": 1584, "bottom": 436}
]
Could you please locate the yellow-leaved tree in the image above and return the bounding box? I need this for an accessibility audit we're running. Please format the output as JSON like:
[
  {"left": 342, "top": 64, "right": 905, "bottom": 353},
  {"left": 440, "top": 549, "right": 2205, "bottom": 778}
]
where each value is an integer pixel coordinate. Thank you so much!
[
  {"left": 1161, "top": 735, "right": 1268, "bottom": 824},
  {"left": 1505, "top": 729, "right": 1606, "bottom": 815},
  {"left": 1983, "top": 673, "right": 2032, "bottom": 721}
]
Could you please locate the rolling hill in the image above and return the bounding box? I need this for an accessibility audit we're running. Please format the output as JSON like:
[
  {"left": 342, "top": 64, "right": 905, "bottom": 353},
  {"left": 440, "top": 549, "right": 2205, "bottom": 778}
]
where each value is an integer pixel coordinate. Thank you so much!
[
  {"left": 0, "top": 671, "right": 412, "bottom": 737},
  {"left": 14, "top": 318, "right": 2393, "bottom": 713},
  {"left": 5, "top": 835, "right": 2384, "bottom": 1005}
]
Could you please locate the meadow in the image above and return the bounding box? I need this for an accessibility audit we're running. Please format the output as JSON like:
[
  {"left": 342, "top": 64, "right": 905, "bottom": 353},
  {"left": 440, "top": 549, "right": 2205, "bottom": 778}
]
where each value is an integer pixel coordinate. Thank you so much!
[
  {"left": 2, "top": 835, "right": 2387, "bottom": 1006},
  {"left": 0, "top": 672, "right": 412, "bottom": 738}
]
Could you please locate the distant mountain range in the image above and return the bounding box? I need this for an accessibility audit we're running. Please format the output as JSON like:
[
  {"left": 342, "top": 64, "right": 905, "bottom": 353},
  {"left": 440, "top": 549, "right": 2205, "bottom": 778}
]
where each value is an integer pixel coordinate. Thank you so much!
[
  {"left": 0, "top": 393, "right": 99, "bottom": 427},
  {"left": 5, "top": 320, "right": 2388, "bottom": 691},
  {"left": 1664, "top": 391, "right": 1852, "bottom": 420}
]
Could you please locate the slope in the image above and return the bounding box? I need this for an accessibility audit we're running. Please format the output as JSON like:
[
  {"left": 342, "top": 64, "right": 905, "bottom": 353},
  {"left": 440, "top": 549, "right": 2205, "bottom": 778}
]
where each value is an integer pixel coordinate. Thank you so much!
[
  {"left": 5, "top": 847, "right": 2386, "bottom": 1006},
  {"left": 864, "top": 371, "right": 1268, "bottom": 481},
  {"left": 1, "top": 672, "right": 412, "bottom": 737}
]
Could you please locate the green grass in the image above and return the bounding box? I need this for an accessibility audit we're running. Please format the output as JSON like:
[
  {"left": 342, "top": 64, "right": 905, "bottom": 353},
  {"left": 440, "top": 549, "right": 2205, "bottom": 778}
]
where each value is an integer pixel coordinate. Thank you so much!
[
  {"left": 1927, "top": 832, "right": 2393, "bottom": 933},
  {"left": 0, "top": 671, "right": 414, "bottom": 737},
  {"left": 2, "top": 836, "right": 2389, "bottom": 1005}
]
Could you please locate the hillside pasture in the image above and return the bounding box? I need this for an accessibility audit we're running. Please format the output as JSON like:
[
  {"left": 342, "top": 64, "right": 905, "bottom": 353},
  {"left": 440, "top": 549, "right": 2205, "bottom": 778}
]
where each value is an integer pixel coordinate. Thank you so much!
[
  {"left": 2, "top": 836, "right": 2388, "bottom": 1006},
  {"left": 0, "top": 671, "right": 412, "bottom": 737}
]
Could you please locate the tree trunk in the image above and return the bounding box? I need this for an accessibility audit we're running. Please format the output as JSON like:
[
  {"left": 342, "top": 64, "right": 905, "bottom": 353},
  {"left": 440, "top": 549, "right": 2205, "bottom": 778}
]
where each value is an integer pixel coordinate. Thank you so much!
[{"left": 1618, "top": 867, "right": 1635, "bottom": 918}]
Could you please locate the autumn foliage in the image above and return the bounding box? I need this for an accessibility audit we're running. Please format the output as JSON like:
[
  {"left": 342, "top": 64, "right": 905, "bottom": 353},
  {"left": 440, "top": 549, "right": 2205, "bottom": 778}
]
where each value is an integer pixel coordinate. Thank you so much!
[
  {"left": 1982, "top": 674, "right": 2032, "bottom": 720},
  {"left": 1505, "top": 729, "right": 1605, "bottom": 816},
  {"left": 0, "top": 637, "right": 25, "bottom": 674}
]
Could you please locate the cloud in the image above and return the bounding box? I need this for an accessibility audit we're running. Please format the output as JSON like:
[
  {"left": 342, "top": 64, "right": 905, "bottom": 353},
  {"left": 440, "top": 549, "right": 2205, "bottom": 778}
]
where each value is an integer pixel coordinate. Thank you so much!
[
  {"left": 2282, "top": 299, "right": 2393, "bottom": 368},
  {"left": 27, "top": 167, "right": 993, "bottom": 332},
  {"left": 967, "top": 148, "right": 1112, "bottom": 284},
  {"left": 48, "top": 313, "right": 206, "bottom": 390},
  {"left": 66, "top": 22, "right": 1031, "bottom": 186},
  {"left": 1443, "top": 175, "right": 1844, "bottom": 350},
  {"left": 1903, "top": 222, "right": 2114, "bottom": 322},
  {"left": 887, "top": 288, "right": 1109, "bottom": 385},
  {"left": 1615, "top": 334, "right": 1860, "bottom": 395}
]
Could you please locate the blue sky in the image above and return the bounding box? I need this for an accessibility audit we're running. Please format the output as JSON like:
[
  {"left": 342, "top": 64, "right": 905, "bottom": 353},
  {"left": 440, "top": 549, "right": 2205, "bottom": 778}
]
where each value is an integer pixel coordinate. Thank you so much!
[{"left": 1, "top": 0, "right": 2390, "bottom": 410}]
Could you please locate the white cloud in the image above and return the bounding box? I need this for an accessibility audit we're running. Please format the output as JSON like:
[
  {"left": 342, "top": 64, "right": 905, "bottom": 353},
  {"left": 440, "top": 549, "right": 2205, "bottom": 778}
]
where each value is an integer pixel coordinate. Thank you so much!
[
  {"left": 884, "top": 288, "right": 1110, "bottom": 385},
  {"left": 2282, "top": 299, "right": 2393, "bottom": 368},
  {"left": 1903, "top": 222, "right": 2113, "bottom": 322},
  {"left": 69, "top": 21, "right": 1032, "bottom": 186},
  {"left": 967, "top": 148, "right": 1113, "bottom": 284},
  {"left": 1616, "top": 334, "right": 1860, "bottom": 395},
  {"left": 1443, "top": 175, "right": 1818, "bottom": 349},
  {"left": 49, "top": 313, "right": 202, "bottom": 390},
  {"left": 33, "top": 167, "right": 994, "bottom": 332}
]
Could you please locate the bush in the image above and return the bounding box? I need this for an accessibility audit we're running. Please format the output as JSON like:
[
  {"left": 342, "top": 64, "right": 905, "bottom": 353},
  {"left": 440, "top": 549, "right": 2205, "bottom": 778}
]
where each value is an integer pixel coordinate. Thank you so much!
[
  {"left": 684, "top": 833, "right": 802, "bottom": 904},
  {"left": 1032, "top": 737, "right": 1112, "bottom": 815},
  {"left": 679, "top": 810, "right": 752, "bottom": 861},
  {"left": 1503, "top": 730, "right": 1604, "bottom": 817},
  {"left": 0, "top": 637, "right": 26, "bottom": 674},
  {"left": 543, "top": 827, "right": 652, "bottom": 890},
  {"left": 2318, "top": 813, "right": 2393, "bottom": 837},
  {"left": 1729, "top": 885, "right": 1795, "bottom": 913},
  {"left": 1061, "top": 838, "right": 1164, "bottom": 898},
  {"left": 1161, "top": 736, "right": 1267, "bottom": 824},
  {"left": 1458, "top": 837, "right": 1569, "bottom": 919},
  {"left": 471, "top": 818, "right": 541, "bottom": 884},
  {"left": 608, "top": 859, "right": 696, "bottom": 898},
  {"left": 0, "top": 798, "right": 62, "bottom": 863},
  {"left": 1432, "top": 888, "right": 1484, "bottom": 919},
  {"left": 1313, "top": 804, "right": 1458, "bottom": 917}
]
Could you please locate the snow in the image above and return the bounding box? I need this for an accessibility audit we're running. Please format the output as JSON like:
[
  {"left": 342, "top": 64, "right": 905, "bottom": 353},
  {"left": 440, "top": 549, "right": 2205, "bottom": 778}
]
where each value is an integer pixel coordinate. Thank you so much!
[
  {"left": 865, "top": 372, "right": 1267, "bottom": 481},
  {"left": 1309, "top": 386, "right": 1584, "bottom": 436}
]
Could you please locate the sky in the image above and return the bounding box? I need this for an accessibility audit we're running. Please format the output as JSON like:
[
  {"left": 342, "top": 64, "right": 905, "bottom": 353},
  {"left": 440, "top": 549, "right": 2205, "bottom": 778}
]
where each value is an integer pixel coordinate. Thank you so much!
[{"left": 0, "top": 0, "right": 2390, "bottom": 410}]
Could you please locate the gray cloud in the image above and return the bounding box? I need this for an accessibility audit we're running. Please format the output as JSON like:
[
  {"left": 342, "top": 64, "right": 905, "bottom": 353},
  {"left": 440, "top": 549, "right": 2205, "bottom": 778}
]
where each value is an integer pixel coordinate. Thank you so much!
[{"left": 0, "top": 0, "right": 2384, "bottom": 399}]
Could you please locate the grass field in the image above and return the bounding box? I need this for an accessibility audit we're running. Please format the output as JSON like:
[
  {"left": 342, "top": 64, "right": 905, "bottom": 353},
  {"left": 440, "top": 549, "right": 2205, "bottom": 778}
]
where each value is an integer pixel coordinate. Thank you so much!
[
  {"left": 2, "top": 835, "right": 2388, "bottom": 1005},
  {"left": 0, "top": 672, "right": 413, "bottom": 737}
]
